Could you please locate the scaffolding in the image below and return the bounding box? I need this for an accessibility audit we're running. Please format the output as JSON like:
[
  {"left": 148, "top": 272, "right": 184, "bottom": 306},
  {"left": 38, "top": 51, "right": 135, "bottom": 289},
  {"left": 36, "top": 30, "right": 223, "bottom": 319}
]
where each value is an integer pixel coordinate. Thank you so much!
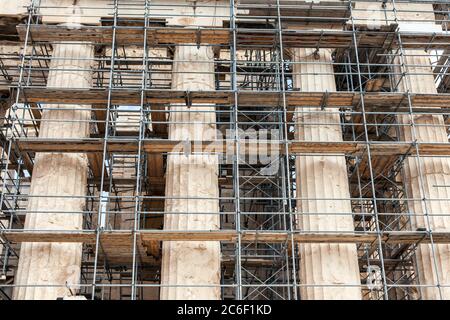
[{"left": 0, "top": 0, "right": 450, "bottom": 300}]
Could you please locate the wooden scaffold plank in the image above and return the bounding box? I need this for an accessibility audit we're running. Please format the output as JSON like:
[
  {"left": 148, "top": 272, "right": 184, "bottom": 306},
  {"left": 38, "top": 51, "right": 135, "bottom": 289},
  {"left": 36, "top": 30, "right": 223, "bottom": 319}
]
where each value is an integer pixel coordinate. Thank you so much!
[
  {"left": 16, "top": 23, "right": 450, "bottom": 49},
  {"left": 13, "top": 138, "right": 450, "bottom": 157},
  {"left": 15, "top": 88, "right": 450, "bottom": 111},
  {"left": 2, "top": 229, "right": 450, "bottom": 245}
]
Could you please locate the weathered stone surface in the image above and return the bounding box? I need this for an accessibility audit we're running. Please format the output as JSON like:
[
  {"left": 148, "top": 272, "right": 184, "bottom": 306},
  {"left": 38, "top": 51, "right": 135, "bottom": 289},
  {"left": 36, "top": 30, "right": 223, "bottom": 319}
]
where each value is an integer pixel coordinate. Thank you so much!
[
  {"left": 13, "top": 42, "right": 93, "bottom": 300},
  {"left": 397, "top": 51, "right": 450, "bottom": 300},
  {"left": 36, "top": 0, "right": 229, "bottom": 26},
  {"left": 160, "top": 45, "right": 221, "bottom": 300},
  {"left": 0, "top": 0, "right": 29, "bottom": 17},
  {"left": 293, "top": 48, "right": 361, "bottom": 300}
]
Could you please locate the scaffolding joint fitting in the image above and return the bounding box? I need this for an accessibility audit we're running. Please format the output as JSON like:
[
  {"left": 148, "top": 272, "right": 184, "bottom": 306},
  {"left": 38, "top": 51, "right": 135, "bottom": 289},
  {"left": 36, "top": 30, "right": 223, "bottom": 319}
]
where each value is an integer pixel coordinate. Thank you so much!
[
  {"left": 313, "top": 31, "right": 324, "bottom": 60},
  {"left": 424, "top": 32, "right": 437, "bottom": 53},
  {"left": 320, "top": 90, "right": 329, "bottom": 111},
  {"left": 185, "top": 90, "right": 192, "bottom": 108},
  {"left": 196, "top": 28, "right": 202, "bottom": 49}
]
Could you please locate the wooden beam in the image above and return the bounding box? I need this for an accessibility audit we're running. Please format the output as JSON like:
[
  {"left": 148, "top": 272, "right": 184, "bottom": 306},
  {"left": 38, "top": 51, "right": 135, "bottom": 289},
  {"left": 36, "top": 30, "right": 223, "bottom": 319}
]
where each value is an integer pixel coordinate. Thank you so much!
[
  {"left": 92, "top": 103, "right": 106, "bottom": 134},
  {"left": 16, "top": 89, "right": 450, "bottom": 111},
  {"left": 87, "top": 152, "right": 108, "bottom": 191},
  {"left": 16, "top": 24, "right": 450, "bottom": 50},
  {"left": 16, "top": 25, "right": 230, "bottom": 46},
  {"left": 149, "top": 103, "right": 167, "bottom": 136},
  {"left": 2, "top": 229, "right": 450, "bottom": 244},
  {"left": 14, "top": 138, "right": 450, "bottom": 157}
]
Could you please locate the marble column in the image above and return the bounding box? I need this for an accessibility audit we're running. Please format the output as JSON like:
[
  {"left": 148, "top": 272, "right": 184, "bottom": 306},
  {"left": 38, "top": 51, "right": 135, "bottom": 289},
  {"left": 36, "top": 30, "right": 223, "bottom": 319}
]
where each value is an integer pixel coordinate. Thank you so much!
[
  {"left": 398, "top": 50, "right": 450, "bottom": 299},
  {"left": 160, "top": 45, "right": 221, "bottom": 300},
  {"left": 13, "top": 41, "right": 93, "bottom": 300},
  {"left": 293, "top": 48, "right": 361, "bottom": 299}
]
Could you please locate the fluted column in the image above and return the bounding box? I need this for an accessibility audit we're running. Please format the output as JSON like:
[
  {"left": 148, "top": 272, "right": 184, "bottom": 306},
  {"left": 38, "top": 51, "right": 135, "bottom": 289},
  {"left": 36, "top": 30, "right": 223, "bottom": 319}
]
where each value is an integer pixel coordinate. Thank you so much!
[
  {"left": 160, "top": 46, "right": 220, "bottom": 300},
  {"left": 398, "top": 50, "right": 450, "bottom": 299},
  {"left": 13, "top": 41, "right": 93, "bottom": 300},
  {"left": 293, "top": 48, "right": 361, "bottom": 299}
]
